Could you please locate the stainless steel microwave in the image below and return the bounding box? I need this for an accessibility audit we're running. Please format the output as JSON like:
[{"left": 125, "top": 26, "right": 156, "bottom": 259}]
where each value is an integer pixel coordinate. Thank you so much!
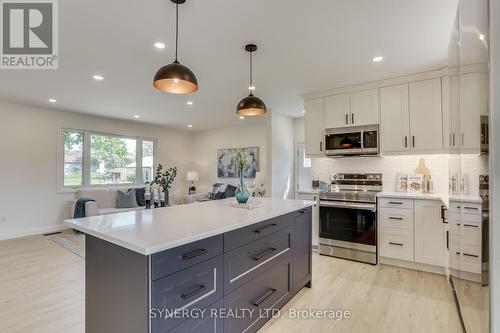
[{"left": 324, "top": 124, "right": 379, "bottom": 156}]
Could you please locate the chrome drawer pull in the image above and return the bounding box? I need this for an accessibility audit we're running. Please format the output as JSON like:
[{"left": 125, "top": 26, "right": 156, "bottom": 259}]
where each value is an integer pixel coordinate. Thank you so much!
[
  {"left": 251, "top": 288, "right": 277, "bottom": 307},
  {"left": 388, "top": 217, "right": 403, "bottom": 221},
  {"left": 253, "top": 248, "right": 277, "bottom": 261},
  {"left": 254, "top": 223, "right": 277, "bottom": 233},
  {"left": 182, "top": 248, "right": 208, "bottom": 260},
  {"left": 389, "top": 242, "right": 403, "bottom": 247},
  {"left": 463, "top": 224, "right": 479, "bottom": 228},
  {"left": 181, "top": 284, "right": 207, "bottom": 300},
  {"left": 463, "top": 253, "right": 479, "bottom": 258}
]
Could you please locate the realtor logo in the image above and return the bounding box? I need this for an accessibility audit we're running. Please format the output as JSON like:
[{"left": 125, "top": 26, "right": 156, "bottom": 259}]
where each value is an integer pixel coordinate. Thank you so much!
[{"left": 1, "top": 0, "right": 58, "bottom": 69}]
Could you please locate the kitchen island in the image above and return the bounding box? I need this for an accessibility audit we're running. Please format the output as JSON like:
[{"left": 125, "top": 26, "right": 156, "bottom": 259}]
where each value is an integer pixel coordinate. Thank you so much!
[{"left": 64, "top": 197, "right": 313, "bottom": 333}]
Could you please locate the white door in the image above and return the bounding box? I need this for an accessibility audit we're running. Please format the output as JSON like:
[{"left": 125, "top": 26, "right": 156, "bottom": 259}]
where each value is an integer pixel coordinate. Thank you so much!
[
  {"left": 350, "top": 89, "right": 380, "bottom": 126},
  {"left": 380, "top": 84, "right": 410, "bottom": 153},
  {"left": 304, "top": 98, "right": 325, "bottom": 156},
  {"left": 414, "top": 200, "right": 445, "bottom": 267},
  {"left": 324, "top": 94, "right": 350, "bottom": 128},
  {"left": 409, "top": 78, "right": 443, "bottom": 152},
  {"left": 460, "top": 72, "right": 488, "bottom": 152}
]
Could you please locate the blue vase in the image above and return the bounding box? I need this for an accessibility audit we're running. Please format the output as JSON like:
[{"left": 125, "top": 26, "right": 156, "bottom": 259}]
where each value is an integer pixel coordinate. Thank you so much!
[{"left": 235, "top": 172, "right": 250, "bottom": 204}]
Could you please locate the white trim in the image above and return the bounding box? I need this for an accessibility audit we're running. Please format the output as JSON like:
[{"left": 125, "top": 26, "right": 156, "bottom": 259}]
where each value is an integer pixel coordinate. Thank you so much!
[
  {"left": 0, "top": 224, "right": 69, "bottom": 241},
  {"left": 57, "top": 127, "right": 158, "bottom": 193}
]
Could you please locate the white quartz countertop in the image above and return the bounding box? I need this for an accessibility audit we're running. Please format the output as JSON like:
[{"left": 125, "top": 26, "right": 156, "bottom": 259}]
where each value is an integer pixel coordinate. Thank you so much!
[
  {"left": 377, "top": 192, "right": 483, "bottom": 205},
  {"left": 64, "top": 198, "right": 313, "bottom": 255}
]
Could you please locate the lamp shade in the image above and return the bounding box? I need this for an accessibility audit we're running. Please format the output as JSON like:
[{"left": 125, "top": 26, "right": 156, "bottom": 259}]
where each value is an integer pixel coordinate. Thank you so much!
[
  {"left": 255, "top": 172, "right": 267, "bottom": 187},
  {"left": 236, "top": 94, "right": 267, "bottom": 116},
  {"left": 186, "top": 170, "right": 199, "bottom": 182},
  {"left": 153, "top": 61, "right": 198, "bottom": 94}
]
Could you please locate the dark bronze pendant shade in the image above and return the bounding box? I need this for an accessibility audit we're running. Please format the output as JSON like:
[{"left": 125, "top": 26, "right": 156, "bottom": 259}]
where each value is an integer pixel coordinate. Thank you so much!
[
  {"left": 236, "top": 44, "right": 267, "bottom": 116},
  {"left": 153, "top": 0, "right": 198, "bottom": 94}
]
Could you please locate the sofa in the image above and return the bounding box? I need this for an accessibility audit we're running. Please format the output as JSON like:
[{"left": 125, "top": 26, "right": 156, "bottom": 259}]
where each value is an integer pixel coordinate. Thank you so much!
[
  {"left": 182, "top": 183, "right": 237, "bottom": 204},
  {"left": 70, "top": 187, "right": 147, "bottom": 218}
]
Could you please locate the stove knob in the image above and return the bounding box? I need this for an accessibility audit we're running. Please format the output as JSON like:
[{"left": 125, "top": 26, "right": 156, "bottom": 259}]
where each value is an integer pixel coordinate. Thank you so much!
[
  {"left": 375, "top": 175, "right": 381, "bottom": 180},
  {"left": 332, "top": 174, "right": 338, "bottom": 180},
  {"left": 338, "top": 174, "right": 344, "bottom": 180}
]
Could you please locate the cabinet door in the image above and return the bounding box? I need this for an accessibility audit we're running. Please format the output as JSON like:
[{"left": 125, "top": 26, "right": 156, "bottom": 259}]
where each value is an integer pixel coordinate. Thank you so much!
[
  {"left": 304, "top": 98, "right": 325, "bottom": 156},
  {"left": 442, "top": 75, "right": 461, "bottom": 150},
  {"left": 460, "top": 72, "right": 488, "bottom": 152},
  {"left": 380, "top": 84, "right": 410, "bottom": 153},
  {"left": 409, "top": 78, "right": 443, "bottom": 151},
  {"left": 292, "top": 209, "right": 312, "bottom": 294},
  {"left": 414, "top": 200, "right": 444, "bottom": 267},
  {"left": 350, "top": 89, "right": 379, "bottom": 126},
  {"left": 324, "top": 94, "right": 350, "bottom": 128}
]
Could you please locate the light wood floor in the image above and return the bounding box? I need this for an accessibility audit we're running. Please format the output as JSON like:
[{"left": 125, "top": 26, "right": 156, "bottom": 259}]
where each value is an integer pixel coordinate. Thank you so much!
[{"left": 0, "top": 235, "right": 464, "bottom": 333}]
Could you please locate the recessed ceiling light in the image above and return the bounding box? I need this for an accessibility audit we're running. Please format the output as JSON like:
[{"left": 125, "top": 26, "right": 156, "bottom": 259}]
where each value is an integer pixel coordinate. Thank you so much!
[
  {"left": 372, "top": 56, "right": 383, "bottom": 63},
  {"left": 93, "top": 74, "right": 104, "bottom": 80},
  {"left": 187, "top": 101, "right": 193, "bottom": 105},
  {"left": 249, "top": 86, "right": 256, "bottom": 91},
  {"left": 187, "top": 124, "right": 193, "bottom": 128},
  {"left": 479, "top": 34, "right": 485, "bottom": 41},
  {"left": 154, "top": 42, "right": 166, "bottom": 49},
  {"left": 239, "top": 116, "right": 245, "bottom": 120},
  {"left": 133, "top": 115, "right": 140, "bottom": 119},
  {"left": 302, "top": 110, "right": 306, "bottom": 114},
  {"left": 48, "top": 98, "right": 56, "bottom": 103}
]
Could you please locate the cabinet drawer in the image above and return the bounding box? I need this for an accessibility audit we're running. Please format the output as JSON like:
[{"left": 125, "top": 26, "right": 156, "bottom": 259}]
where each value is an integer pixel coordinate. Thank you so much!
[
  {"left": 224, "top": 226, "right": 292, "bottom": 294},
  {"left": 449, "top": 212, "right": 481, "bottom": 240},
  {"left": 449, "top": 201, "right": 481, "bottom": 214},
  {"left": 224, "top": 254, "right": 292, "bottom": 333},
  {"left": 151, "top": 235, "right": 223, "bottom": 281},
  {"left": 167, "top": 299, "right": 223, "bottom": 333},
  {"left": 151, "top": 256, "right": 223, "bottom": 333},
  {"left": 224, "top": 210, "right": 300, "bottom": 251},
  {"left": 450, "top": 235, "right": 481, "bottom": 274},
  {"left": 379, "top": 198, "right": 413, "bottom": 209},
  {"left": 380, "top": 227, "right": 414, "bottom": 262},
  {"left": 380, "top": 208, "right": 413, "bottom": 230}
]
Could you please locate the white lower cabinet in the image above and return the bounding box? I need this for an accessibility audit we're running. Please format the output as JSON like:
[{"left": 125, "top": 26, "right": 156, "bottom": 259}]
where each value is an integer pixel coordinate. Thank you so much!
[
  {"left": 296, "top": 192, "right": 320, "bottom": 248},
  {"left": 379, "top": 198, "right": 444, "bottom": 268}
]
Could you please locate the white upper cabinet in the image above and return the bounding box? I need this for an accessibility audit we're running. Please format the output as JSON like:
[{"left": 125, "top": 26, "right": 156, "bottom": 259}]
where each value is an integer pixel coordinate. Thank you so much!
[
  {"left": 349, "top": 89, "right": 380, "bottom": 126},
  {"left": 414, "top": 200, "right": 444, "bottom": 267},
  {"left": 304, "top": 97, "right": 325, "bottom": 156},
  {"left": 380, "top": 84, "right": 410, "bottom": 153},
  {"left": 442, "top": 75, "right": 461, "bottom": 150},
  {"left": 409, "top": 78, "right": 443, "bottom": 151},
  {"left": 460, "top": 72, "right": 488, "bottom": 152},
  {"left": 324, "top": 94, "right": 350, "bottom": 128}
]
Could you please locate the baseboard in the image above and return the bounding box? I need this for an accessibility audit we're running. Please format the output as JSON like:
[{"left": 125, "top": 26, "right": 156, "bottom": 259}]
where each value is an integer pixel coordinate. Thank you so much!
[
  {"left": 450, "top": 268, "right": 482, "bottom": 283},
  {"left": 0, "top": 224, "right": 69, "bottom": 241},
  {"left": 380, "top": 256, "right": 445, "bottom": 275}
]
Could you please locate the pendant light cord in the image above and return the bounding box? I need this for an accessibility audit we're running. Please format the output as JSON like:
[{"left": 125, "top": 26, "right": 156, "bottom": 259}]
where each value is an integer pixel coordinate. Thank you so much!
[
  {"left": 249, "top": 51, "right": 253, "bottom": 95},
  {"left": 175, "top": 1, "right": 179, "bottom": 62}
]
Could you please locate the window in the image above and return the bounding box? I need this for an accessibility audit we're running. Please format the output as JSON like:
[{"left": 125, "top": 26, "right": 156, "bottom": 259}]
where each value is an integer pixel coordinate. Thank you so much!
[
  {"left": 61, "top": 129, "right": 156, "bottom": 189},
  {"left": 63, "top": 131, "right": 84, "bottom": 186}
]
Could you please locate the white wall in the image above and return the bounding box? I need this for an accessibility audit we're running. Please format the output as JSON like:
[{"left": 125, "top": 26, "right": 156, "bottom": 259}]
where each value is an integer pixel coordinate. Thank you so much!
[
  {"left": 490, "top": 0, "right": 500, "bottom": 330},
  {"left": 191, "top": 122, "right": 267, "bottom": 192},
  {"left": 267, "top": 112, "right": 295, "bottom": 199},
  {"left": 0, "top": 101, "right": 194, "bottom": 239}
]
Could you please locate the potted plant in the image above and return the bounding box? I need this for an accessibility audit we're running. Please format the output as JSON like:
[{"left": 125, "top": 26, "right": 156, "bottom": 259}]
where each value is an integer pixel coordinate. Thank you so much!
[
  {"left": 234, "top": 149, "right": 251, "bottom": 204},
  {"left": 152, "top": 164, "right": 177, "bottom": 206}
]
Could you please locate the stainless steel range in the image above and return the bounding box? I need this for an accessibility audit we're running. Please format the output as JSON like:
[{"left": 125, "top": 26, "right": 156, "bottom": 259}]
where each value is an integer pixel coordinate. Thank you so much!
[{"left": 319, "top": 173, "right": 382, "bottom": 265}]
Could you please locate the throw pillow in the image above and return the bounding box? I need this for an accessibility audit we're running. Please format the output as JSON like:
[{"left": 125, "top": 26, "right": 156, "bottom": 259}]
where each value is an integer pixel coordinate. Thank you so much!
[
  {"left": 117, "top": 189, "right": 138, "bottom": 208},
  {"left": 208, "top": 183, "right": 223, "bottom": 200},
  {"left": 134, "top": 187, "right": 146, "bottom": 206},
  {"left": 224, "top": 184, "right": 237, "bottom": 198}
]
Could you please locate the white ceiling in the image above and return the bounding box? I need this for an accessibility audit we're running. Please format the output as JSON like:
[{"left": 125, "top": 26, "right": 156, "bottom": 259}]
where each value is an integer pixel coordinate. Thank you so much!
[{"left": 0, "top": 0, "right": 458, "bottom": 131}]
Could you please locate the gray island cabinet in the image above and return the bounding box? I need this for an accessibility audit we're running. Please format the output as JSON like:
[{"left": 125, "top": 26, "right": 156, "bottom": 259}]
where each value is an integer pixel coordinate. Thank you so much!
[{"left": 65, "top": 198, "right": 312, "bottom": 333}]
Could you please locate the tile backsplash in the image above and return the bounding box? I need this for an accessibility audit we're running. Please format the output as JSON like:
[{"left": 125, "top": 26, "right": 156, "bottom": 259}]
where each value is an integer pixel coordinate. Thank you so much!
[{"left": 311, "top": 154, "right": 488, "bottom": 195}]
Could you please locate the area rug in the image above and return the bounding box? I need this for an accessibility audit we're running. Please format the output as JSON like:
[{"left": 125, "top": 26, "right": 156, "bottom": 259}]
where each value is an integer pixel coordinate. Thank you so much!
[{"left": 47, "top": 232, "right": 85, "bottom": 259}]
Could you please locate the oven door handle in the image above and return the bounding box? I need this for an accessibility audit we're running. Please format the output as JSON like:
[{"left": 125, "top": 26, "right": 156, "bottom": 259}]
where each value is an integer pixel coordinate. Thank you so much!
[{"left": 319, "top": 201, "right": 376, "bottom": 212}]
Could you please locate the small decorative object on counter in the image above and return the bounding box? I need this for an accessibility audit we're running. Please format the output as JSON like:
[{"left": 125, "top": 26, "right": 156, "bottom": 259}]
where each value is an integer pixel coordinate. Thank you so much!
[
  {"left": 407, "top": 174, "right": 424, "bottom": 193},
  {"left": 230, "top": 200, "right": 263, "bottom": 210},
  {"left": 396, "top": 173, "right": 408, "bottom": 192},
  {"left": 152, "top": 164, "right": 177, "bottom": 206},
  {"left": 415, "top": 158, "right": 432, "bottom": 193},
  {"left": 234, "top": 149, "right": 251, "bottom": 204},
  {"left": 144, "top": 182, "right": 152, "bottom": 209},
  {"left": 255, "top": 171, "right": 267, "bottom": 197}
]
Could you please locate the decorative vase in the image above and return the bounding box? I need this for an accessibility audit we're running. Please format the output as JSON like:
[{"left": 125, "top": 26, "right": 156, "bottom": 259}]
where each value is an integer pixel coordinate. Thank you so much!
[
  {"left": 235, "top": 172, "right": 250, "bottom": 204},
  {"left": 164, "top": 189, "right": 170, "bottom": 206}
]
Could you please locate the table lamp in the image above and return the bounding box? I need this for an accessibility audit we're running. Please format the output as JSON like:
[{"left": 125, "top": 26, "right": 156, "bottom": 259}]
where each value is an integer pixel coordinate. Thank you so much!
[
  {"left": 254, "top": 172, "right": 267, "bottom": 197},
  {"left": 187, "top": 171, "right": 199, "bottom": 195}
]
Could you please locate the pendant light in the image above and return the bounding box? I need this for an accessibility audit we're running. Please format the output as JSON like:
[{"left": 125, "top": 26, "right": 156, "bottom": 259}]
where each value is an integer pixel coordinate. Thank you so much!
[
  {"left": 236, "top": 44, "right": 267, "bottom": 116},
  {"left": 153, "top": 0, "right": 198, "bottom": 94}
]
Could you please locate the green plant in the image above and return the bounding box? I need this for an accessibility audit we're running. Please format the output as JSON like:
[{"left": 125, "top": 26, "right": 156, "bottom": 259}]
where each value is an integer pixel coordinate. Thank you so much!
[
  {"left": 233, "top": 149, "right": 247, "bottom": 171},
  {"left": 152, "top": 164, "right": 177, "bottom": 193}
]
